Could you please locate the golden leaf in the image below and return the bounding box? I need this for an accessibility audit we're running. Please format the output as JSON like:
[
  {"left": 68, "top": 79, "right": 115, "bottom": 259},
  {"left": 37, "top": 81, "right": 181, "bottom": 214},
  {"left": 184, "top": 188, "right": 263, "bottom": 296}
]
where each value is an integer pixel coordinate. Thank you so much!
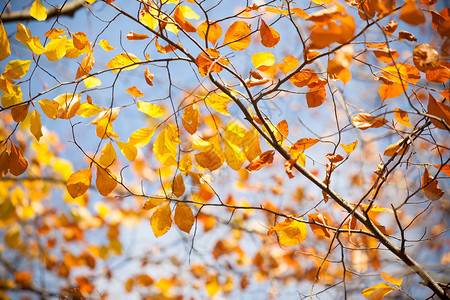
[
  {"left": 66, "top": 168, "right": 92, "bottom": 198},
  {"left": 96, "top": 166, "right": 117, "bottom": 196},
  {"left": 30, "top": 0, "right": 47, "bottom": 21},
  {"left": 174, "top": 202, "right": 194, "bottom": 233},
  {"left": 151, "top": 203, "right": 172, "bottom": 238},
  {"left": 223, "top": 21, "right": 251, "bottom": 51},
  {"left": 269, "top": 218, "right": 307, "bottom": 246}
]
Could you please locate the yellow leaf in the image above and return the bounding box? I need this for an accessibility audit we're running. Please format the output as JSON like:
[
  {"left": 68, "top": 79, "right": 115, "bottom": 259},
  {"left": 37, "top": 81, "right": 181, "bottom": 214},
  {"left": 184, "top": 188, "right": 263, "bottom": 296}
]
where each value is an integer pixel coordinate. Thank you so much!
[
  {"left": 137, "top": 101, "right": 163, "bottom": 117},
  {"left": 83, "top": 76, "right": 101, "bottom": 88},
  {"left": 38, "top": 99, "right": 59, "bottom": 119},
  {"left": 0, "top": 21, "right": 11, "bottom": 61},
  {"left": 223, "top": 21, "right": 252, "bottom": 51},
  {"left": 99, "top": 39, "right": 115, "bottom": 51},
  {"left": 197, "top": 21, "right": 222, "bottom": 44},
  {"left": 64, "top": 39, "right": 83, "bottom": 58},
  {"left": 30, "top": 0, "right": 47, "bottom": 21},
  {"left": 340, "top": 140, "right": 358, "bottom": 154},
  {"left": 116, "top": 141, "right": 137, "bottom": 162},
  {"left": 143, "top": 195, "right": 166, "bottom": 210},
  {"left": 44, "top": 28, "right": 65, "bottom": 39},
  {"left": 30, "top": 109, "right": 43, "bottom": 141},
  {"left": 252, "top": 52, "right": 275, "bottom": 69},
  {"left": 269, "top": 218, "right": 307, "bottom": 246},
  {"left": 72, "top": 32, "right": 90, "bottom": 52},
  {"left": 242, "top": 130, "right": 261, "bottom": 161},
  {"left": 44, "top": 36, "right": 67, "bottom": 61},
  {"left": 153, "top": 124, "right": 180, "bottom": 167},
  {"left": 174, "top": 202, "right": 194, "bottom": 234},
  {"left": 96, "top": 166, "right": 117, "bottom": 196},
  {"left": 178, "top": 154, "right": 193, "bottom": 176},
  {"left": 223, "top": 122, "right": 246, "bottom": 147},
  {"left": 380, "top": 272, "right": 403, "bottom": 286},
  {"left": 205, "top": 92, "right": 231, "bottom": 116},
  {"left": 383, "top": 139, "right": 410, "bottom": 156},
  {"left": 1, "top": 86, "right": 23, "bottom": 108},
  {"left": 66, "top": 168, "right": 92, "bottom": 198},
  {"left": 140, "top": 10, "right": 158, "bottom": 30},
  {"left": 128, "top": 127, "right": 155, "bottom": 147},
  {"left": 194, "top": 135, "right": 224, "bottom": 171},
  {"left": 77, "top": 102, "right": 102, "bottom": 118},
  {"left": 151, "top": 203, "right": 172, "bottom": 238},
  {"left": 76, "top": 51, "right": 95, "bottom": 79},
  {"left": 5, "top": 223, "right": 21, "bottom": 248},
  {"left": 4, "top": 60, "right": 31, "bottom": 79},
  {"left": 106, "top": 53, "right": 140, "bottom": 72},
  {"left": 224, "top": 139, "right": 245, "bottom": 170},
  {"left": 53, "top": 93, "right": 80, "bottom": 119},
  {"left": 245, "top": 150, "right": 275, "bottom": 172},
  {"left": 99, "top": 141, "right": 116, "bottom": 167},
  {"left": 361, "top": 283, "right": 395, "bottom": 300},
  {"left": 173, "top": 174, "right": 185, "bottom": 197},
  {"left": 182, "top": 102, "right": 200, "bottom": 134}
]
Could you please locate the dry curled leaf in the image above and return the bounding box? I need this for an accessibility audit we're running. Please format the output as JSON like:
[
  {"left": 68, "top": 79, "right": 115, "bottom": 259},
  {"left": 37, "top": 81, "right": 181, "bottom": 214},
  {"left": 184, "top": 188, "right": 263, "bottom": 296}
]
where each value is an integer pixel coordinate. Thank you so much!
[{"left": 413, "top": 44, "right": 440, "bottom": 72}]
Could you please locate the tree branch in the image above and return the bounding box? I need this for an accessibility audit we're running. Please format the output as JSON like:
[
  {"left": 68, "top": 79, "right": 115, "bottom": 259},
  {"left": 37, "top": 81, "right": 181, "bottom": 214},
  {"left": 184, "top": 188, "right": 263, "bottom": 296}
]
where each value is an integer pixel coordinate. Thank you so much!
[{"left": 0, "top": 0, "right": 86, "bottom": 23}]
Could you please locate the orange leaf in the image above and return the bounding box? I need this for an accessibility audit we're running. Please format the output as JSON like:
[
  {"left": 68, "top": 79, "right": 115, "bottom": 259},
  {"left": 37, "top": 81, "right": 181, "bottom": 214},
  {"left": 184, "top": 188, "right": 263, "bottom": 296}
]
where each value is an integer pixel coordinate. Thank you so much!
[
  {"left": 182, "top": 102, "right": 200, "bottom": 134},
  {"left": 277, "top": 55, "right": 299, "bottom": 74},
  {"left": 195, "top": 48, "right": 229, "bottom": 76},
  {"left": 268, "top": 218, "right": 307, "bottom": 246},
  {"left": 383, "top": 139, "right": 410, "bottom": 157},
  {"left": 72, "top": 32, "right": 90, "bottom": 52},
  {"left": 126, "top": 86, "right": 144, "bottom": 97},
  {"left": 66, "top": 168, "right": 92, "bottom": 198},
  {"left": 306, "top": 86, "right": 326, "bottom": 108},
  {"left": 244, "top": 77, "right": 270, "bottom": 87},
  {"left": 96, "top": 166, "right": 117, "bottom": 196},
  {"left": 197, "top": 21, "right": 222, "bottom": 44},
  {"left": 126, "top": 32, "right": 149, "bottom": 40},
  {"left": 260, "top": 19, "right": 280, "bottom": 48},
  {"left": 144, "top": 67, "right": 154, "bottom": 86},
  {"left": 9, "top": 142, "right": 28, "bottom": 176},
  {"left": 326, "top": 153, "right": 344, "bottom": 163},
  {"left": 308, "top": 213, "right": 332, "bottom": 238},
  {"left": 340, "top": 140, "right": 358, "bottom": 154},
  {"left": 276, "top": 119, "right": 289, "bottom": 141},
  {"left": 289, "top": 69, "right": 318, "bottom": 87},
  {"left": 398, "top": 30, "right": 417, "bottom": 42},
  {"left": 352, "top": 113, "right": 388, "bottom": 130},
  {"left": 361, "top": 283, "right": 395, "bottom": 300},
  {"left": 381, "top": 272, "right": 403, "bottom": 286},
  {"left": 245, "top": 150, "right": 275, "bottom": 173},
  {"left": 290, "top": 138, "right": 319, "bottom": 152},
  {"left": 174, "top": 202, "right": 194, "bottom": 233},
  {"left": 15, "top": 271, "right": 32, "bottom": 288},
  {"left": 173, "top": 174, "right": 185, "bottom": 197},
  {"left": 0, "top": 150, "right": 9, "bottom": 178},
  {"left": 75, "top": 51, "right": 94, "bottom": 79},
  {"left": 399, "top": 0, "right": 425, "bottom": 25},
  {"left": 433, "top": 164, "right": 450, "bottom": 176},
  {"left": 426, "top": 64, "right": 450, "bottom": 83},
  {"left": 394, "top": 108, "right": 412, "bottom": 127},
  {"left": 373, "top": 47, "right": 399, "bottom": 63},
  {"left": 151, "top": 203, "right": 172, "bottom": 238},
  {"left": 382, "top": 21, "right": 398, "bottom": 35},
  {"left": 173, "top": 5, "right": 199, "bottom": 33},
  {"left": 427, "top": 93, "right": 450, "bottom": 130},
  {"left": 11, "top": 103, "right": 29, "bottom": 123},
  {"left": 154, "top": 38, "right": 181, "bottom": 54},
  {"left": 223, "top": 21, "right": 252, "bottom": 51},
  {"left": 421, "top": 167, "right": 444, "bottom": 201}
]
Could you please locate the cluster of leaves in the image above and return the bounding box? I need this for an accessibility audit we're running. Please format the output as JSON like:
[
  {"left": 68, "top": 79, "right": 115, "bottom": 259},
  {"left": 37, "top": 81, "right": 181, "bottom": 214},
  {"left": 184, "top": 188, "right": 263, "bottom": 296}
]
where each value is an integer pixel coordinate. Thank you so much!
[{"left": 0, "top": 0, "right": 449, "bottom": 299}]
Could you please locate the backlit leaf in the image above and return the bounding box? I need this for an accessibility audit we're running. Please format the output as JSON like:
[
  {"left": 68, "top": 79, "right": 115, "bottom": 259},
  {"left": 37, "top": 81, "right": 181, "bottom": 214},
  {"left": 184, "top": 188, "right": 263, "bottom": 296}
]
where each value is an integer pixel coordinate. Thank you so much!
[
  {"left": 44, "top": 36, "right": 67, "bottom": 61},
  {"left": 260, "top": 19, "right": 280, "bottom": 48},
  {"left": 182, "top": 102, "right": 199, "bottom": 134},
  {"left": 66, "top": 168, "right": 92, "bottom": 198},
  {"left": 4, "top": 60, "right": 31, "bottom": 79},
  {"left": 154, "top": 124, "right": 180, "bottom": 167},
  {"left": 290, "top": 138, "right": 319, "bottom": 152},
  {"left": 340, "top": 140, "right": 358, "bottom": 154},
  {"left": 433, "top": 164, "right": 450, "bottom": 176},
  {"left": 126, "top": 86, "right": 144, "bottom": 98},
  {"left": 30, "top": 109, "right": 43, "bottom": 141},
  {"left": 245, "top": 150, "right": 275, "bottom": 173},
  {"left": 308, "top": 213, "right": 332, "bottom": 238},
  {"left": 96, "top": 166, "right": 117, "bottom": 196},
  {"left": 77, "top": 102, "right": 102, "bottom": 118},
  {"left": 194, "top": 135, "right": 225, "bottom": 171},
  {"left": 205, "top": 92, "right": 231, "bottom": 116},
  {"left": 174, "top": 202, "right": 194, "bottom": 233},
  {"left": 421, "top": 167, "right": 444, "bottom": 201},
  {"left": 173, "top": 174, "right": 185, "bottom": 197},
  {"left": 116, "top": 141, "right": 137, "bottom": 162},
  {"left": 0, "top": 21, "right": 11, "bottom": 61},
  {"left": 197, "top": 21, "right": 222, "bottom": 44},
  {"left": 151, "top": 203, "right": 172, "bottom": 238},
  {"left": 38, "top": 99, "right": 59, "bottom": 119},
  {"left": 30, "top": 0, "right": 47, "bottom": 21},
  {"left": 380, "top": 272, "right": 403, "bottom": 286},
  {"left": 195, "top": 48, "right": 229, "bottom": 76},
  {"left": 9, "top": 142, "right": 28, "bottom": 176},
  {"left": 72, "top": 32, "right": 90, "bottom": 52},
  {"left": 99, "top": 142, "right": 117, "bottom": 167},
  {"left": 99, "top": 39, "right": 115, "bottom": 51},
  {"left": 269, "top": 218, "right": 307, "bottom": 246},
  {"left": 128, "top": 128, "right": 155, "bottom": 148},
  {"left": 352, "top": 113, "right": 388, "bottom": 130},
  {"left": 137, "top": 101, "right": 163, "bottom": 117},
  {"left": 76, "top": 51, "right": 95, "bottom": 79},
  {"left": 412, "top": 44, "right": 440, "bottom": 72},
  {"left": 361, "top": 283, "right": 395, "bottom": 300},
  {"left": 106, "top": 53, "right": 140, "bottom": 72},
  {"left": 383, "top": 139, "right": 410, "bottom": 156},
  {"left": 143, "top": 196, "right": 166, "bottom": 210},
  {"left": 126, "top": 32, "right": 149, "bottom": 40},
  {"left": 144, "top": 67, "right": 154, "bottom": 86},
  {"left": 45, "top": 28, "right": 65, "bottom": 39},
  {"left": 427, "top": 93, "right": 450, "bottom": 130},
  {"left": 223, "top": 21, "right": 251, "bottom": 51},
  {"left": 174, "top": 5, "right": 200, "bottom": 33},
  {"left": 224, "top": 139, "right": 245, "bottom": 170},
  {"left": 399, "top": 0, "right": 425, "bottom": 25},
  {"left": 394, "top": 108, "right": 412, "bottom": 127}
]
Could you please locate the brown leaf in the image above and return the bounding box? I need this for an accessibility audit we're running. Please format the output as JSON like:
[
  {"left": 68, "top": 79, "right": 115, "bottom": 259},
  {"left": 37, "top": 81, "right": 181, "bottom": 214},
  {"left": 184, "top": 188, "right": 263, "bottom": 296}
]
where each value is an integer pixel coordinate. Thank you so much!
[
  {"left": 352, "top": 113, "right": 388, "bottom": 130},
  {"left": 433, "top": 164, "right": 450, "bottom": 176},
  {"left": 326, "top": 153, "right": 344, "bottom": 163},
  {"left": 9, "top": 142, "right": 28, "bottom": 176},
  {"left": 413, "top": 44, "right": 440, "bottom": 72},
  {"left": 426, "top": 63, "right": 450, "bottom": 83},
  {"left": 383, "top": 21, "right": 398, "bottom": 35},
  {"left": 126, "top": 32, "right": 149, "bottom": 40},
  {"left": 398, "top": 30, "right": 417, "bottom": 42},
  {"left": 144, "top": 67, "right": 154, "bottom": 86},
  {"left": 421, "top": 167, "right": 444, "bottom": 200},
  {"left": 245, "top": 150, "right": 275, "bottom": 173}
]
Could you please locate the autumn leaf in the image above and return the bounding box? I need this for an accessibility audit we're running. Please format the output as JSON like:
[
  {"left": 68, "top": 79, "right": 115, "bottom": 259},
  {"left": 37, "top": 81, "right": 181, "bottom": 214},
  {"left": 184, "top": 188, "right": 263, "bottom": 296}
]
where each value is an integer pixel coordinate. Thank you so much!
[
  {"left": 174, "top": 202, "right": 194, "bottom": 233},
  {"left": 224, "top": 138, "right": 245, "bottom": 170},
  {"left": 245, "top": 150, "right": 275, "bottom": 173},
  {"left": 126, "top": 86, "right": 144, "bottom": 98},
  {"left": 399, "top": 0, "right": 425, "bottom": 25},
  {"left": 172, "top": 174, "right": 185, "bottom": 197},
  {"left": 394, "top": 108, "right": 412, "bottom": 127},
  {"left": 30, "top": 109, "right": 43, "bottom": 141},
  {"left": 196, "top": 48, "right": 229, "bottom": 76},
  {"left": 30, "top": 0, "right": 47, "bottom": 21},
  {"left": 174, "top": 5, "right": 200, "bottom": 33},
  {"left": 106, "top": 53, "right": 140, "bottom": 72},
  {"left": 427, "top": 93, "right": 450, "bottom": 130},
  {"left": 137, "top": 101, "right": 163, "bottom": 118},
  {"left": 260, "top": 19, "right": 280, "bottom": 48},
  {"left": 99, "top": 142, "right": 117, "bottom": 167},
  {"left": 308, "top": 213, "right": 332, "bottom": 238},
  {"left": 380, "top": 272, "right": 403, "bottom": 286},
  {"left": 242, "top": 130, "right": 261, "bottom": 162},
  {"left": 96, "top": 166, "right": 117, "bottom": 196},
  {"left": 268, "top": 218, "right": 307, "bottom": 246},
  {"left": 151, "top": 203, "right": 172, "bottom": 238},
  {"left": 341, "top": 140, "right": 358, "bottom": 154},
  {"left": 361, "top": 283, "right": 395, "bottom": 300},
  {"left": 143, "top": 196, "right": 166, "bottom": 210},
  {"left": 99, "top": 39, "right": 115, "bottom": 51},
  {"left": 352, "top": 113, "right": 388, "bottom": 130},
  {"left": 433, "top": 164, "right": 450, "bottom": 176},
  {"left": 75, "top": 51, "right": 94, "bottom": 79},
  {"left": 290, "top": 138, "right": 319, "bottom": 152},
  {"left": 182, "top": 102, "right": 199, "bottom": 134},
  {"left": 383, "top": 139, "right": 410, "bottom": 156},
  {"left": 126, "top": 32, "right": 149, "bottom": 40},
  {"left": 66, "top": 168, "right": 92, "bottom": 198},
  {"left": 326, "top": 153, "right": 344, "bottom": 163},
  {"left": 44, "top": 36, "right": 67, "bottom": 61},
  {"left": 197, "top": 21, "right": 222, "bottom": 44},
  {"left": 421, "top": 167, "right": 444, "bottom": 201},
  {"left": 413, "top": 44, "right": 440, "bottom": 72},
  {"left": 223, "top": 21, "right": 252, "bottom": 51},
  {"left": 0, "top": 21, "right": 11, "bottom": 61},
  {"left": 9, "top": 142, "right": 28, "bottom": 176},
  {"left": 154, "top": 124, "right": 180, "bottom": 167},
  {"left": 144, "top": 67, "right": 154, "bottom": 86},
  {"left": 116, "top": 141, "right": 137, "bottom": 162},
  {"left": 128, "top": 128, "right": 155, "bottom": 148}
]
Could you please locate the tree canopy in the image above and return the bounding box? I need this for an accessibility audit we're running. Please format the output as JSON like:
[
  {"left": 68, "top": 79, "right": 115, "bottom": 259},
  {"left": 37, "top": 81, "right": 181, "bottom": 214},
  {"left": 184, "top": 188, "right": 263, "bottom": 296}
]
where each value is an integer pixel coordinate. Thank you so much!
[{"left": 0, "top": 0, "right": 449, "bottom": 299}]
